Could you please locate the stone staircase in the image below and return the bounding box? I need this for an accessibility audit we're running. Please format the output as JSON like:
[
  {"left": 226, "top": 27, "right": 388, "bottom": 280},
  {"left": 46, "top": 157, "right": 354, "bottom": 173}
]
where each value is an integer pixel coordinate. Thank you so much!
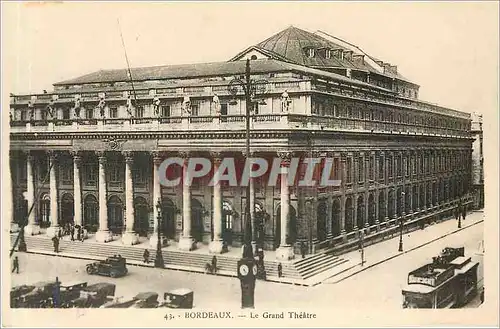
[
  {"left": 292, "top": 252, "right": 349, "bottom": 280},
  {"left": 10, "top": 235, "right": 349, "bottom": 285}
]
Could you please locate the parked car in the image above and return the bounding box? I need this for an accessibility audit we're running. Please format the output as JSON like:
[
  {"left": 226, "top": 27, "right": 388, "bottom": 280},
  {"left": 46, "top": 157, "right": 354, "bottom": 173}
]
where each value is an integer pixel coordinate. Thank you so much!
[
  {"left": 69, "top": 282, "right": 116, "bottom": 308},
  {"left": 160, "top": 288, "right": 194, "bottom": 309},
  {"left": 10, "top": 284, "right": 36, "bottom": 308},
  {"left": 130, "top": 292, "right": 159, "bottom": 308},
  {"left": 57, "top": 281, "right": 88, "bottom": 308},
  {"left": 86, "top": 256, "right": 128, "bottom": 278},
  {"left": 16, "top": 281, "right": 58, "bottom": 308}
]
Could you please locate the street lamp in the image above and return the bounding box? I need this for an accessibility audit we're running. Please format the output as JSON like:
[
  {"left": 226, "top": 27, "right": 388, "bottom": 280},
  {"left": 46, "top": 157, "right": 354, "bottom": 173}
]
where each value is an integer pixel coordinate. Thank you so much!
[
  {"left": 398, "top": 192, "right": 405, "bottom": 252},
  {"left": 154, "top": 199, "right": 165, "bottom": 268},
  {"left": 229, "top": 59, "right": 268, "bottom": 309},
  {"left": 358, "top": 228, "right": 365, "bottom": 266}
]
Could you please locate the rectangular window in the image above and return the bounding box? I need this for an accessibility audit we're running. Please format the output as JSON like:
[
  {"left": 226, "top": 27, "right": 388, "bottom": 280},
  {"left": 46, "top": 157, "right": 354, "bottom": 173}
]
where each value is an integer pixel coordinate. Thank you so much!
[
  {"left": 20, "top": 110, "right": 27, "bottom": 121},
  {"left": 135, "top": 107, "right": 144, "bottom": 118},
  {"left": 358, "top": 157, "right": 364, "bottom": 183},
  {"left": 369, "top": 156, "right": 374, "bottom": 180},
  {"left": 412, "top": 155, "right": 417, "bottom": 175},
  {"left": 379, "top": 156, "right": 384, "bottom": 180},
  {"left": 396, "top": 155, "right": 402, "bottom": 177},
  {"left": 333, "top": 158, "right": 340, "bottom": 180},
  {"left": 86, "top": 108, "right": 94, "bottom": 119},
  {"left": 333, "top": 104, "right": 338, "bottom": 117},
  {"left": 85, "top": 164, "right": 97, "bottom": 186},
  {"left": 388, "top": 156, "right": 393, "bottom": 178},
  {"left": 420, "top": 155, "right": 424, "bottom": 174},
  {"left": 109, "top": 164, "right": 121, "bottom": 185},
  {"left": 161, "top": 105, "right": 171, "bottom": 118},
  {"left": 220, "top": 103, "right": 228, "bottom": 116},
  {"left": 62, "top": 108, "right": 70, "bottom": 120},
  {"left": 41, "top": 109, "right": 47, "bottom": 121},
  {"left": 346, "top": 158, "right": 352, "bottom": 184},
  {"left": 191, "top": 103, "right": 199, "bottom": 116},
  {"left": 404, "top": 156, "right": 409, "bottom": 177},
  {"left": 61, "top": 163, "right": 73, "bottom": 185},
  {"left": 109, "top": 107, "right": 118, "bottom": 118},
  {"left": 133, "top": 166, "right": 147, "bottom": 188}
]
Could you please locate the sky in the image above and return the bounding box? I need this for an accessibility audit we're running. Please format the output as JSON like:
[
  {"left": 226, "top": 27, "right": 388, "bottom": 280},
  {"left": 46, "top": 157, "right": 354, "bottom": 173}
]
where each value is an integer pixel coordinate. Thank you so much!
[{"left": 2, "top": 1, "right": 499, "bottom": 116}]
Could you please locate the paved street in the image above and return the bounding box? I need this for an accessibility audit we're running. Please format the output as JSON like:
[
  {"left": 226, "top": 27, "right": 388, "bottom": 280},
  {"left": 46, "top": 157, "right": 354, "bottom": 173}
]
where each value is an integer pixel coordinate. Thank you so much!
[{"left": 10, "top": 219, "right": 483, "bottom": 310}]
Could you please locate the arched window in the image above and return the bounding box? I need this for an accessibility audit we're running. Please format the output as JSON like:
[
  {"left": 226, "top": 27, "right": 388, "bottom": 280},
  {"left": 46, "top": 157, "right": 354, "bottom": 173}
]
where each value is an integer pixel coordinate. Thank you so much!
[{"left": 84, "top": 194, "right": 98, "bottom": 231}]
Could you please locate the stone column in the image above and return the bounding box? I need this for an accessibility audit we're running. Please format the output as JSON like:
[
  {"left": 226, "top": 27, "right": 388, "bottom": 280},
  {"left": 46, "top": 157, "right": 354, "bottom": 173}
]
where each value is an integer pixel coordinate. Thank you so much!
[
  {"left": 95, "top": 151, "right": 113, "bottom": 242},
  {"left": 178, "top": 152, "right": 195, "bottom": 251},
  {"left": 340, "top": 154, "right": 347, "bottom": 240},
  {"left": 384, "top": 188, "right": 389, "bottom": 221},
  {"left": 24, "top": 151, "right": 40, "bottom": 235},
  {"left": 209, "top": 152, "right": 224, "bottom": 253},
  {"left": 72, "top": 151, "right": 83, "bottom": 227},
  {"left": 150, "top": 152, "right": 166, "bottom": 247},
  {"left": 46, "top": 151, "right": 60, "bottom": 238},
  {"left": 122, "top": 151, "right": 139, "bottom": 245},
  {"left": 393, "top": 189, "right": 397, "bottom": 219},
  {"left": 326, "top": 195, "right": 333, "bottom": 239},
  {"left": 353, "top": 193, "right": 358, "bottom": 230},
  {"left": 9, "top": 154, "right": 19, "bottom": 232},
  {"left": 276, "top": 151, "right": 294, "bottom": 260}
]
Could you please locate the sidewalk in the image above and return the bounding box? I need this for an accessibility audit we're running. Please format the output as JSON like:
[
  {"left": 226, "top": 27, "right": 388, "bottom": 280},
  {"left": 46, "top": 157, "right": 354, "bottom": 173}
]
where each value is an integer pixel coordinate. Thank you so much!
[{"left": 316, "top": 211, "right": 484, "bottom": 285}]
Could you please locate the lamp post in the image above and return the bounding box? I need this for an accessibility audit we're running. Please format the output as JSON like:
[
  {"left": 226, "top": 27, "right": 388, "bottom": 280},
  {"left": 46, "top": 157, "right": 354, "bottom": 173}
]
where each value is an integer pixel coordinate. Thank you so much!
[
  {"left": 398, "top": 192, "right": 405, "bottom": 252},
  {"left": 358, "top": 228, "right": 365, "bottom": 266},
  {"left": 229, "top": 59, "right": 267, "bottom": 309},
  {"left": 154, "top": 199, "right": 165, "bottom": 268}
]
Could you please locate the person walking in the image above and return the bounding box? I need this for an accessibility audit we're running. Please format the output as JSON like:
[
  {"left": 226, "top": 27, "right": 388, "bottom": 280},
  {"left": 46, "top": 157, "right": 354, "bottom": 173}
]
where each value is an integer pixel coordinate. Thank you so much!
[
  {"left": 52, "top": 236, "right": 60, "bottom": 253},
  {"left": 143, "top": 249, "right": 150, "bottom": 264},
  {"left": 76, "top": 225, "right": 81, "bottom": 241},
  {"left": 462, "top": 205, "right": 467, "bottom": 221},
  {"left": 300, "top": 242, "right": 307, "bottom": 259},
  {"left": 277, "top": 263, "right": 283, "bottom": 278},
  {"left": 70, "top": 225, "right": 75, "bottom": 241},
  {"left": 455, "top": 206, "right": 460, "bottom": 221},
  {"left": 12, "top": 256, "right": 19, "bottom": 274},
  {"left": 211, "top": 255, "right": 217, "bottom": 274}
]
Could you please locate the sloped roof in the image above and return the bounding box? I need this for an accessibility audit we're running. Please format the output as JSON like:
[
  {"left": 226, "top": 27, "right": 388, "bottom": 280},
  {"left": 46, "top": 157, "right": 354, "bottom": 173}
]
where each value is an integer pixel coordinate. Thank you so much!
[
  {"left": 53, "top": 58, "right": 393, "bottom": 93},
  {"left": 254, "top": 26, "right": 378, "bottom": 73}
]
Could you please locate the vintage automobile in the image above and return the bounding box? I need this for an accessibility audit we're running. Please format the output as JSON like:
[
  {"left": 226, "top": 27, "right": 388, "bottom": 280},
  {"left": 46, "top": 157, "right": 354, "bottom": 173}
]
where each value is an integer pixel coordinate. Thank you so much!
[
  {"left": 10, "top": 284, "right": 36, "bottom": 308},
  {"left": 160, "top": 288, "right": 194, "bottom": 309},
  {"left": 15, "top": 281, "right": 58, "bottom": 308},
  {"left": 56, "top": 281, "right": 88, "bottom": 308},
  {"left": 86, "top": 255, "right": 128, "bottom": 278},
  {"left": 69, "top": 282, "right": 116, "bottom": 308},
  {"left": 100, "top": 292, "right": 159, "bottom": 309},
  {"left": 130, "top": 292, "right": 159, "bottom": 308}
]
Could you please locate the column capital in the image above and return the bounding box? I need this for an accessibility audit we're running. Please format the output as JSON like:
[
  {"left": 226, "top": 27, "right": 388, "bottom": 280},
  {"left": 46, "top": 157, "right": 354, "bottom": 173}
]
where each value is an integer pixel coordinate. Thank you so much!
[
  {"left": 47, "top": 150, "right": 58, "bottom": 162},
  {"left": 122, "top": 151, "right": 134, "bottom": 164},
  {"left": 97, "top": 151, "right": 107, "bottom": 163},
  {"left": 178, "top": 151, "right": 190, "bottom": 159},
  {"left": 23, "top": 150, "right": 34, "bottom": 161},
  {"left": 151, "top": 151, "right": 163, "bottom": 165},
  {"left": 277, "top": 151, "right": 293, "bottom": 166},
  {"left": 210, "top": 151, "right": 223, "bottom": 165}
]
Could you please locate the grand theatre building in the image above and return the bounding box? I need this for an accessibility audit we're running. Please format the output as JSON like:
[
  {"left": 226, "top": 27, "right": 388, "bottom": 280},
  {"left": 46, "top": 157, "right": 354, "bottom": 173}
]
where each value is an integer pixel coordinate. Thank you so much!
[{"left": 9, "top": 27, "right": 477, "bottom": 260}]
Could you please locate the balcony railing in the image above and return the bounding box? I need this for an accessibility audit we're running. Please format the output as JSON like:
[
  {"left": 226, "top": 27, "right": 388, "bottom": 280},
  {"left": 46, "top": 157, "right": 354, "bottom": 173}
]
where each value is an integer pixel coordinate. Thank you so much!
[{"left": 9, "top": 113, "right": 471, "bottom": 138}]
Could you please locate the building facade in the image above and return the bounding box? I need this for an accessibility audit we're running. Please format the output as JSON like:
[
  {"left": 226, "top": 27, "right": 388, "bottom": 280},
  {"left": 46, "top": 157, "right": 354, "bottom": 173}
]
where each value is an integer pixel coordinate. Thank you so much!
[{"left": 9, "top": 27, "right": 475, "bottom": 259}]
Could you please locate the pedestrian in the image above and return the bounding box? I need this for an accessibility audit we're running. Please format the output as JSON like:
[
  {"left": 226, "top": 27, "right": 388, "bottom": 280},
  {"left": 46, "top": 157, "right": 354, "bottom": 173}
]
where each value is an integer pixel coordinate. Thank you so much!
[
  {"left": 143, "top": 249, "right": 150, "bottom": 264},
  {"left": 462, "top": 206, "right": 467, "bottom": 221},
  {"left": 300, "top": 242, "right": 307, "bottom": 259},
  {"left": 58, "top": 227, "right": 62, "bottom": 238},
  {"left": 277, "top": 262, "right": 283, "bottom": 278},
  {"left": 211, "top": 255, "right": 217, "bottom": 274},
  {"left": 52, "top": 236, "right": 59, "bottom": 253},
  {"left": 76, "top": 225, "right": 81, "bottom": 241},
  {"left": 455, "top": 206, "right": 460, "bottom": 220},
  {"left": 12, "top": 256, "right": 19, "bottom": 274},
  {"left": 70, "top": 225, "right": 75, "bottom": 241}
]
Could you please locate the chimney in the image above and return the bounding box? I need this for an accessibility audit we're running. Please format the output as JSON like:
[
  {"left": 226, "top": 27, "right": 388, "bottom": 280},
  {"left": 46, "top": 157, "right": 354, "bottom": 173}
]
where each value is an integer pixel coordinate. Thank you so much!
[
  {"left": 353, "top": 54, "right": 365, "bottom": 65},
  {"left": 375, "top": 60, "right": 384, "bottom": 66},
  {"left": 390, "top": 65, "right": 398, "bottom": 74},
  {"left": 343, "top": 50, "right": 353, "bottom": 62},
  {"left": 383, "top": 63, "right": 392, "bottom": 74}
]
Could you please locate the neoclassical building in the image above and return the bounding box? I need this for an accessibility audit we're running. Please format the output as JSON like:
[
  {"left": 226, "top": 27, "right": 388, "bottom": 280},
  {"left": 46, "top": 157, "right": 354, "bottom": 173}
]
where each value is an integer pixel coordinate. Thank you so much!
[{"left": 9, "top": 26, "right": 475, "bottom": 259}]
